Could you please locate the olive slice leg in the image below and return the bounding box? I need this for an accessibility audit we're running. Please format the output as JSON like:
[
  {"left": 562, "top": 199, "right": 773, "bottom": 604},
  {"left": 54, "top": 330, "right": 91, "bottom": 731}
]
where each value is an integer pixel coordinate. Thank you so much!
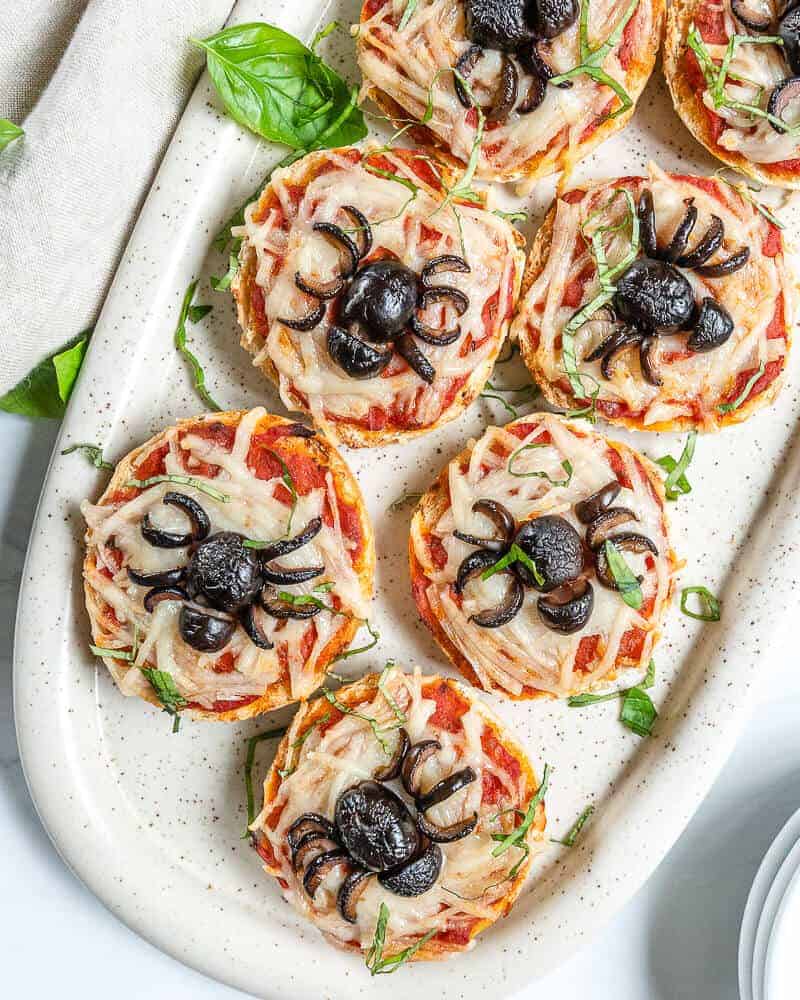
[
  {"left": 469, "top": 574, "right": 524, "bottom": 628},
  {"left": 341, "top": 205, "right": 373, "bottom": 260},
  {"left": 454, "top": 547, "right": 505, "bottom": 593},
  {"left": 575, "top": 482, "right": 621, "bottom": 524},
  {"left": 421, "top": 255, "right": 470, "bottom": 287},
  {"left": 401, "top": 740, "right": 441, "bottom": 798},
  {"left": 327, "top": 325, "right": 392, "bottom": 379},
  {"left": 294, "top": 271, "right": 345, "bottom": 301},
  {"left": 454, "top": 45, "right": 483, "bottom": 108},
  {"left": 661, "top": 200, "right": 698, "bottom": 263},
  {"left": 253, "top": 517, "right": 322, "bottom": 563},
  {"left": 420, "top": 286, "right": 469, "bottom": 315},
  {"left": 312, "top": 222, "right": 360, "bottom": 278},
  {"left": 594, "top": 532, "right": 659, "bottom": 590},
  {"left": 128, "top": 565, "right": 186, "bottom": 588},
  {"left": 292, "top": 832, "right": 340, "bottom": 871},
  {"left": 637, "top": 190, "right": 659, "bottom": 259},
  {"left": 373, "top": 727, "right": 410, "bottom": 782},
  {"left": 585, "top": 507, "right": 639, "bottom": 549},
  {"left": 676, "top": 215, "right": 723, "bottom": 268},
  {"left": 417, "top": 810, "right": 478, "bottom": 843},
  {"left": 287, "top": 813, "right": 337, "bottom": 851},
  {"left": 396, "top": 333, "right": 436, "bottom": 384},
  {"left": 695, "top": 246, "right": 750, "bottom": 277},
  {"left": 162, "top": 492, "right": 211, "bottom": 542},
  {"left": 240, "top": 603, "right": 274, "bottom": 649},
  {"left": 303, "top": 850, "right": 350, "bottom": 898},
  {"left": 639, "top": 336, "right": 662, "bottom": 387},
  {"left": 486, "top": 56, "right": 518, "bottom": 123},
  {"left": 260, "top": 594, "right": 321, "bottom": 619},
  {"left": 338, "top": 868, "right": 374, "bottom": 923},
  {"left": 417, "top": 766, "right": 477, "bottom": 811},
  {"left": 277, "top": 298, "right": 326, "bottom": 332},
  {"left": 261, "top": 563, "right": 325, "bottom": 586},
  {"left": 143, "top": 586, "right": 188, "bottom": 613}
]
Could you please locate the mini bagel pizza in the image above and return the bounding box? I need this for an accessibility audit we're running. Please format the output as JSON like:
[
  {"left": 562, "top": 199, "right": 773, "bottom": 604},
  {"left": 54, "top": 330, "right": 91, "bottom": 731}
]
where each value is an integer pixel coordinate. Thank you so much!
[
  {"left": 514, "top": 166, "right": 792, "bottom": 431},
  {"left": 251, "top": 666, "right": 546, "bottom": 961},
  {"left": 409, "top": 413, "right": 678, "bottom": 699},
  {"left": 231, "top": 146, "right": 525, "bottom": 447},
  {"left": 357, "top": 0, "right": 664, "bottom": 183},
  {"left": 82, "top": 409, "right": 374, "bottom": 723},
  {"left": 665, "top": 0, "right": 800, "bottom": 188}
]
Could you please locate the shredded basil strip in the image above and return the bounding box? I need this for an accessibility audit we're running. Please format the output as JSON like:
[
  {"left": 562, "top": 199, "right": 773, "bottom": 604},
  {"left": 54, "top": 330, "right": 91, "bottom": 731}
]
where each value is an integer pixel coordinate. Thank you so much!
[
  {"left": 278, "top": 713, "right": 330, "bottom": 778},
  {"left": 366, "top": 903, "right": 437, "bottom": 975},
  {"left": 619, "top": 686, "right": 658, "bottom": 737},
  {"left": 89, "top": 644, "right": 135, "bottom": 662},
  {"left": 507, "top": 442, "right": 573, "bottom": 487},
  {"left": 398, "top": 0, "right": 419, "bottom": 30},
  {"left": 716, "top": 173, "right": 785, "bottom": 230},
  {"left": 492, "top": 208, "right": 528, "bottom": 223},
  {"left": 174, "top": 280, "right": 221, "bottom": 411},
  {"left": 140, "top": 667, "right": 188, "bottom": 733},
  {"left": 480, "top": 381, "right": 538, "bottom": 419},
  {"left": 377, "top": 662, "right": 407, "bottom": 725},
  {"left": 61, "top": 443, "right": 114, "bottom": 471},
  {"left": 554, "top": 804, "right": 595, "bottom": 847},
  {"left": 388, "top": 490, "right": 423, "bottom": 512},
  {"left": 322, "top": 688, "right": 397, "bottom": 754},
  {"left": 242, "top": 725, "right": 288, "bottom": 833},
  {"left": 331, "top": 619, "right": 381, "bottom": 662},
  {"left": 0, "top": 329, "right": 91, "bottom": 419},
  {"left": 492, "top": 762, "right": 551, "bottom": 858},
  {"left": 680, "top": 585, "right": 721, "bottom": 622},
  {"left": 569, "top": 660, "right": 654, "bottom": 706},
  {"left": 640, "top": 657, "right": 656, "bottom": 689},
  {"left": 0, "top": 118, "right": 24, "bottom": 151},
  {"left": 123, "top": 474, "right": 230, "bottom": 503},
  {"left": 481, "top": 542, "right": 545, "bottom": 586},
  {"left": 656, "top": 431, "right": 696, "bottom": 501},
  {"left": 264, "top": 448, "right": 297, "bottom": 536},
  {"left": 603, "top": 540, "right": 643, "bottom": 609},
  {"left": 718, "top": 362, "right": 766, "bottom": 413}
]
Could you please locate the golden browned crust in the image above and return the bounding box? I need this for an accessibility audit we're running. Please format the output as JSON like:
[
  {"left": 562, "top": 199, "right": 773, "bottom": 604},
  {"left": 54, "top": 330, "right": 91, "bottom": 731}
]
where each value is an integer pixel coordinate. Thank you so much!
[
  {"left": 664, "top": 0, "right": 800, "bottom": 190},
  {"left": 231, "top": 146, "right": 526, "bottom": 449},
  {"left": 256, "top": 670, "right": 545, "bottom": 960},
  {"left": 516, "top": 179, "right": 792, "bottom": 432},
  {"left": 83, "top": 410, "right": 375, "bottom": 723},
  {"left": 358, "top": 0, "right": 666, "bottom": 184},
  {"left": 409, "top": 414, "right": 679, "bottom": 698}
]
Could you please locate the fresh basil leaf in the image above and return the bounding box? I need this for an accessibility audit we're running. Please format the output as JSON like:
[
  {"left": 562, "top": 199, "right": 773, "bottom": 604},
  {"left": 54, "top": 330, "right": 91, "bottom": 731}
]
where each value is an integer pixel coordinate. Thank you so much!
[
  {"left": 0, "top": 330, "right": 91, "bottom": 419},
  {"left": 0, "top": 119, "right": 23, "bottom": 151},
  {"left": 242, "top": 725, "right": 288, "bottom": 834},
  {"left": 619, "top": 685, "right": 657, "bottom": 737},
  {"left": 481, "top": 542, "right": 544, "bottom": 586},
  {"left": 507, "top": 442, "right": 572, "bottom": 486},
  {"left": 188, "top": 303, "right": 212, "bottom": 323},
  {"left": 492, "top": 762, "right": 551, "bottom": 858},
  {"left": 388, "top": 490, "right": 423, "bottom": 512},
  {"left": 603, "top": 540, "right": 643, "bottom": 609},
  {"left": 193, "top": 22, "right": 366, "bottom": 150},
  {"left": 554, "top": 804, "right": 595, "bottom": 847},
  {"left": 123, "top": 474, "right": 230, "bottom": 503},
  {"left": 140, "top": 667, "right": 188, "bottom": 733},
  {"left": 656, "top": 431, "right": 697, "bottom": 500},
  {"left": 366, "top": 903, "right": 436, "bottom": 975},
  {"left": 61, "top": 442, "right": 114, "bottom": 471},
  {"left": 680, "top": 585, "right": 721, "bottom": 621},
  {"left": 174, "top": 280, "right": 221, "bottom": 412},
  {"left": 641, "top": 657, "right": 656, "bottom": 689},
  {"left": 718, "top": 362, "right": 766, "bottom": 413}
]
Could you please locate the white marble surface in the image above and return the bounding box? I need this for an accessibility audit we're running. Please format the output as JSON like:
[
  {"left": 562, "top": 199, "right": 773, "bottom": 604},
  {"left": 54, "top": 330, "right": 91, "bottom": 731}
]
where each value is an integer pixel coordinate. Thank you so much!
[{"left": 2, "top": 410, "right": 799, "bottom": 999}]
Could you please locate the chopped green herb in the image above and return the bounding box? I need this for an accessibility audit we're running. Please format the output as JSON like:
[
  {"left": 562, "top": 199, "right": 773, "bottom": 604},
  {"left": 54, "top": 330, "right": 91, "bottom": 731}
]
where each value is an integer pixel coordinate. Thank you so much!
[
  {"left": 378, "top": 662, "right": 407, "bottom": 725},
  {"left": 620, "top": 685, "right": 658, "bottom": 737},
  {"left": 481, "top": 542, "right": 544, "bottom": 586},
  {"left": 508, "top": 442, "right": 573, "bottom": 486},
  {"left": 331, "top": 619, "right": 381, "bottom": 662},
  {"left": 680, "top": 585, "right": 721, "bottom": 622},
  {"left": 492, "top": 208, "right": 528, "bottom": 224},
  {"left": 567, "top": 689, "right": 622, "bottom": 707},
  {"left": 140, "top": 667, "right": 188, "bottom": 733},
  {"left": 366, "top": 903, "right": 436, "bottom": 974},
  {"left": 0, "top": 329, "right": 91, "bottom": 419},
  {"left": 716, "top": 173, "right": 785, "bottom": 229},
  {"left": 388, "top": 490, "right": 423, "bottom": 512},
  {"left": 89, "top": 644, "right": 135, "bottom": 662},
  {"left": 603, "top": 540, "right": 642, "bottom": 610},
  {"left": 265, "top": 448, "right": 297, "bottom": 536},
  {"left": 553, "top": 804, "right": 595, "bottom": 847},
  {"left": 492, "top": 763, "right": 551, "bottom": 860},
  {"left": 242, "top": 725, "right": 288, "bottom": 833},
  {"left": 278, "top": 713, "right": 331, "bottom": 778},
  {"left": 322, "top": 688, "right": 398, "bottom": 754},
  {"left": 640, "top": 657, "right": 656, "bottom": 689},
  {"left": 123, "top": 474, "right": 230, "bottom": 503},
  {"left": 174, "top": 280, "right": 220, "bottom": 412},
  {"left": 480, "top": 381, "right": 538, "bottom": 419},
  {"left": 718, "top": 362, "right": 766, "bottom": 413},
  {"left": 398, "top": 0, "right": 419, "bottom": 30},
  {"left": 276, "top": 590, "right": 333, "bottom": 612},
  {"left": 0, "top": 118, "right": 24, "bottom": 151},
  {"left": 61, "top": 443, "right": 114, "bottom": 471},
  {"left": 656, "top": 431, "right": 696, "bottom": 501}
]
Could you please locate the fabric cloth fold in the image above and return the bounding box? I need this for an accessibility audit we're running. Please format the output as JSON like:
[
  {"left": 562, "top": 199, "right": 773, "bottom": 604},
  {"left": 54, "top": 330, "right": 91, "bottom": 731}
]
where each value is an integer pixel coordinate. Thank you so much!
[{"left": 0, "top": 0, "right": 234, "bottom": 395}]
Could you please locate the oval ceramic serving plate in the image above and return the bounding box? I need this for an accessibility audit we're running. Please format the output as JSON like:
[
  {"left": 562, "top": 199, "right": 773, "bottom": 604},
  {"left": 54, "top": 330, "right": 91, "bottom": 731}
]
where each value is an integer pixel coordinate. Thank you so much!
[{"left": 13, "top": 0, "right": 800, "bottom": 998}]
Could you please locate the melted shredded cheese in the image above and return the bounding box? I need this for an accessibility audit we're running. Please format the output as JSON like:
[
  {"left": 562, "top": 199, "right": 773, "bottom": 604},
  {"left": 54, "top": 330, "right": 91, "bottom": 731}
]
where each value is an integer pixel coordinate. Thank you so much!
[
  {"left": 83, "top": 409, "right": 370, "bottom": 708},
  {"left": 357, "top": 0, "right": 658, "bottom": 180},
  {"left": 411, "top": 414, "right": 675, "bottom": 697},
  {"left": 514, "top": 164, "right": 791, "bottom": 428},
  {"left": 236, "top": 147, "right": 520, "bottom": 439},
  {"left": 252, "top": 667, "right": 542, "bottom": 953}
]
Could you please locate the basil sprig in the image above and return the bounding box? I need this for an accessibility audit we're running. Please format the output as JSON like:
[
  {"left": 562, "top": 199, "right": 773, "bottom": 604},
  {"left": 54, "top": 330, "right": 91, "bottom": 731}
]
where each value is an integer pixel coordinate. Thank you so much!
[
  {"left": 174, "top": 280, "right": 220, "bottom": 411},
  {"left": 718, "top": 362, "right": 766, "bottom": 413},
  {"left": 680, "top": 585, "right": 721, "bottom": 621},
  {"left": 61, "top": 443, "right": 114, "bottom": 471},
  {"left": 0, "top": 329, "right": 91, "bottom": 419},
  {"left": 603, "top": 539, "right": 643, "bottom": 609},
  {"left": 656, "top": 431, "right": 697, "bottom": 501},
  {"left": 491, "top": 762, "right": 551, "bottom": 860},
  {"left": 508, "top": 442, "right": 573, "bottom": 487},
  {"left": 569, "top": 660, "right": 657, "bottom": 737},
  {"left": 123, "top": 474, "right": 230, "bottom": 503},
  {"left": 140, "top": 667, "right": 188, "bottom": 733},
  {"left": 481, "top": 543, "right": 544, "bottom": 586},
  {"left": 366, "top": 903, "right": 436, "bottom": 975},
  {"left": 0, "top": 119, "right": 24, "bottom": 152}
]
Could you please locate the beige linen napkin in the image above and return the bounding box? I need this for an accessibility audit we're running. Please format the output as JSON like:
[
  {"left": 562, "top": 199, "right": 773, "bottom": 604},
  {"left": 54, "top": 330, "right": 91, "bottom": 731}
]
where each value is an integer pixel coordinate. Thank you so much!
[{"left": 0, "top": 0, "right": 234, "bottom": 394}]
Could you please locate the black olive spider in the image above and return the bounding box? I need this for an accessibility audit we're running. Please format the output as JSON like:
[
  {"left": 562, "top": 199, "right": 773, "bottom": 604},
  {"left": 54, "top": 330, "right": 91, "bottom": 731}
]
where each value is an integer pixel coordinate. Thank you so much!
[
  {"left": 585, "top": 189, "right": 750, "bottom": 387},
  {"left": 277, "top": 206, "right": 472, "bottom": 385}
]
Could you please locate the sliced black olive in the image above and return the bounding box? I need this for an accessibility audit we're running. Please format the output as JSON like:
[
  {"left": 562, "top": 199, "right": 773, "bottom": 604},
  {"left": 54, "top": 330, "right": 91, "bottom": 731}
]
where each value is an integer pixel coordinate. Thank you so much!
[
  {"left": 313, "top": 222, "right": 360, "bottom": 279},
  {"left": 284, "top": 422, "right": 316, "bottom": 439},
  {"left": 687, "top": 297, "right": 734, "bottom": 352},
  {"left": 292, "top": 831, "right": 340, "bottom": 871},
  {"left": 486, "top": 56, "right": 519, "bottom": 123},
  {"left": 408, "top": 316, "right": 461, "bottom": 345},
  {"left": 416, "top": 810, "right": 478, "bottom": 843},
  {"left": 340, "top": 259, "right": 419, "bottom": 341},
  {"left": 303, "top": 849, "right": 350, "bottom": 898},
  {"left": 341, "top": 204, "right": 373, "bottom": 260},
  {"left": 185, "top": 531, "right": 263, "bottom": 612},
  {"left": 513, "top": 515, "right": 584, "bottom": 591},
  {"left": 277, "top": 297, "right": 326, "bottom": 332},
  {"left": 779, "top": 8, "right": 800, "bottom": 74},
  {"left": 695, "top": 246, "right": 750, "bottom": 277},
  {"left": 614, "top": 259, "right": 695, "bottom": 330},
  {"left": 179, "top": 604, "right": 236, "bottom": 652},
  {"left": 421, "top": 255, "right": 470, "bottom": 288},
  {"left": 637, "top": 190, "right": 658, "bottom": 259},
  {"left": 261, "top": 563, "right": 325, "bottom": 586},
  {"left": 295, "top": 271, "right": 346, "bottom": 301},
  {"left": 575, "top": 482, "right": 621, "bottom": 523},
  {"left": 287, "top": 812, "right": 337, "bottom": 851},
  {"left": 731, "top": 0, "right": 774, "bottom": 31},
  {"left": 327, "top": 325, "right": 392, "bottom": 379},
  {"left": 260, "top": 594, "right": 321, "bottom": 619},
  {"left": 337, "top": 867, "right": 373, "bottom": 923},
  {"left": 409, "top": 286, "right": 468, "bottom": 344},
  {"left": 533, "top": 0, "right": 580, "bottom": 39},
  {"left": 639, "top": 336, "right": 662, "bottom": 387},
  {"left": 454, "top": 533, "right": 506, "bottom": 554},
  {"left": 517, "top": 71, "right": 546, "bottom": 113},
  {"left": 585, "top": 507, "right": 639, "bottom": 549},
  {"left": 401, "top": 739, "right": 441, "bottom": 798},
  {"left": 586, "top": 326, "right": 643, "bottom": 380},
  {"left": 463, "top": 0, "right": 535, "bottom": 51},
  {"left": 373, "top": 727, "right": 410, "bottom": 782},
  {"left": 335, "top": 781, "right": 419, "bottom": 872},
  {"left": 417, "top": 766, "right": 477, "bottom": 811},
  {"left": 143, "top": 585, "right": 187, "bottom": 613},
  {"left": 594, "top": 532, "right": 658, "bottom": 590},
  {"left": 128, "top": 565, "right": 186, "bottom": 588},
  {"left": 454, "top": 45, "right": 483, "bottom": 108},
  {"left": 420, "top": 285, "right": 469, "bottom": 316},
  {"left": 454, "top": 498, "right": 515, "bottom": 552},
  {"left": 396, "top": 333, "right": 436, "bottom": 384},
  {"left": 253, "top": 517, "right": 322, "bottom": 563},
  {"left": 661, "top": 200, "right": 698, "bottom": 263},
  {"left": 162, "top": 492, "right": 210, "bottom": 542},
  {"left": 537, "top": 578, "right": 594, "bottom": 634},
  {"left": 455, "top": 548, "right": 502, "bottom": 594},
  {"left": 141, "top": 514, "right": 193, "bottom": 549},
  {"left": 378, "top": 842, "right": 443, "bottom": 897},
  {"left": 469, "top": 573, "right": 524, "bottom": 627},
  {"left": 239, "top": 603, "right": 274, "bottom": 649},
  {"left": 676, "top": 215, "right": 724, "bottom": 268},
  {"left": 768, "top": 76, "right": 800, "bottom": 132}
]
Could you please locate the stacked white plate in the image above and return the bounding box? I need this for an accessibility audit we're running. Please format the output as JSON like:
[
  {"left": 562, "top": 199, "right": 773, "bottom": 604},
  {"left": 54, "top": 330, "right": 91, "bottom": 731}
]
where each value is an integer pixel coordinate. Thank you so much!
[{"left": 739, "top": 806, "right": 800, "bottom": 1000}]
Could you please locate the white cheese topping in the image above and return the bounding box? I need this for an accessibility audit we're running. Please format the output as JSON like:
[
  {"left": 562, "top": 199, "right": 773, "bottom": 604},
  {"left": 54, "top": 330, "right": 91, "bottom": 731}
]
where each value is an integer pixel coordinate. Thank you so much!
[
  {"left": 514, "top": 164, "right": 791, "bottom": 428},
  {"left": 411, "top": 414, "right": 675, "bottom": 697},
  {"left": 83, "top": 409, "right": 370, "bottom": 708},
  {"left": 252, "top": 667, "right": 541, "bottom": 952}
]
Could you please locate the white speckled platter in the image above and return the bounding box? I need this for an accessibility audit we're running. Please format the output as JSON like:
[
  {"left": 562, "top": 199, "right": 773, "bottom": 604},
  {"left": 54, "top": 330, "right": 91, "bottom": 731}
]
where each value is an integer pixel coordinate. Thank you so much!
[{"left": 13, "top": 0, "right": 800, "bottom": 997}]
